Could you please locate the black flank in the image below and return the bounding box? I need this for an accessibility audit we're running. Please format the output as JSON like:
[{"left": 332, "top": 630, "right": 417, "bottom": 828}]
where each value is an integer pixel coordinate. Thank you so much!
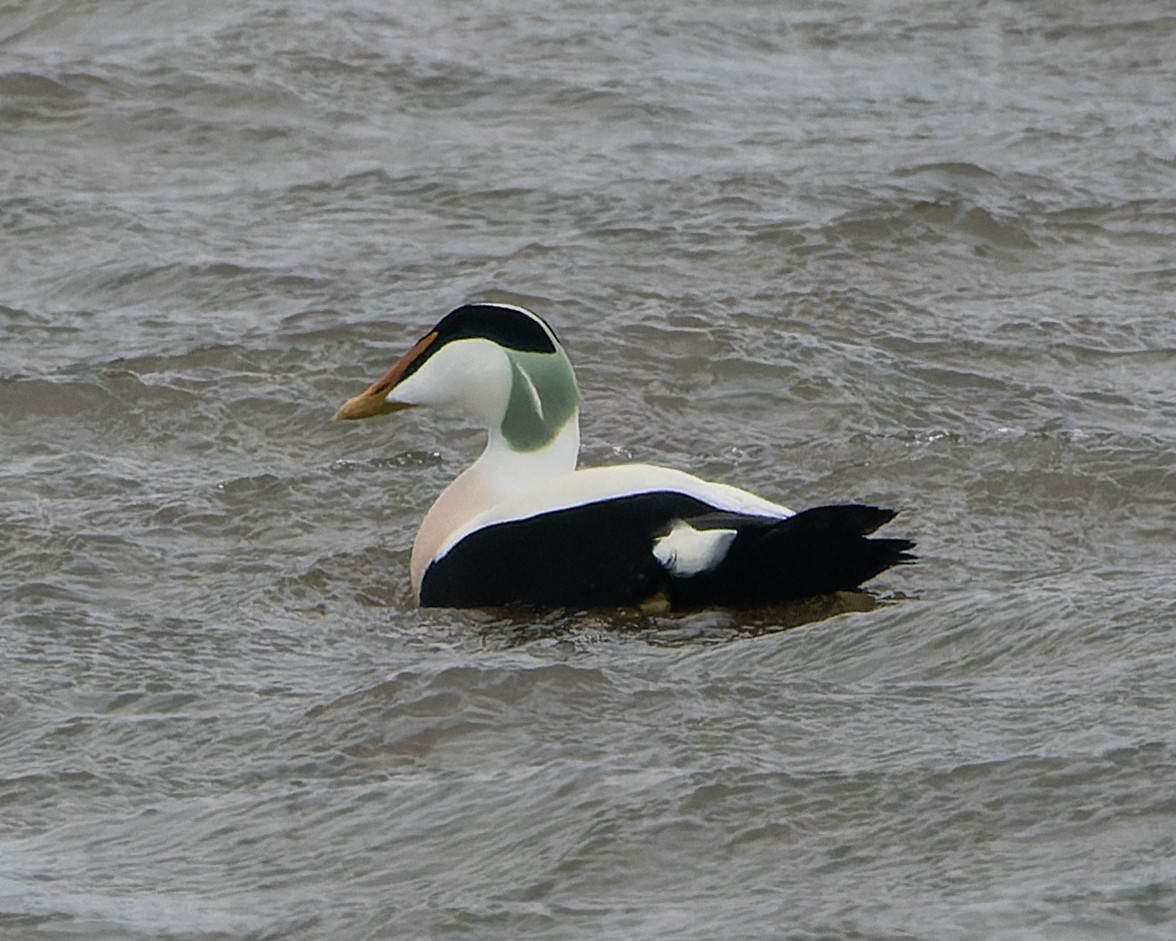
[
  {"left": 419, "top": 492, "right": 915, "bottom": 610},
  {"left": 420, "top": 492, "right": 712, "bottom": 609}
]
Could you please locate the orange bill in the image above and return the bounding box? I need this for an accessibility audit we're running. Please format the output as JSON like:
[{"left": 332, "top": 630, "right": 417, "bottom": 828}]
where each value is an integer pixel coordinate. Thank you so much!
[{"left": 334, "top": 331, "right": 438, "bottom": 421}]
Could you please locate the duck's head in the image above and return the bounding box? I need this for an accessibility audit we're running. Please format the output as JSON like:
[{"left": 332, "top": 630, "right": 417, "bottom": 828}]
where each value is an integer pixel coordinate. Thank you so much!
[{"left": 335, "top": 303, "right": 579, "bottom": 452}]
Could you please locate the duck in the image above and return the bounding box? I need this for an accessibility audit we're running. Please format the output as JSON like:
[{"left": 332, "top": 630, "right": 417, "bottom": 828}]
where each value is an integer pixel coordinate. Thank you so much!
[{"left": 335, "top": 302, "right": 914, "bottom": 610}]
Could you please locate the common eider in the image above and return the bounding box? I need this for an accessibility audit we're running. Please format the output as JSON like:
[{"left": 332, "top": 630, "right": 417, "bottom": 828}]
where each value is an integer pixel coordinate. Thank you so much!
[{"left": 336, "top": 303, "right": 914, "bottom": 609}]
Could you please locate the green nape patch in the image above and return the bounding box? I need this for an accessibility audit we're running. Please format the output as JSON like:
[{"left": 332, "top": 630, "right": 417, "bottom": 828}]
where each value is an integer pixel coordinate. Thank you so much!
[{"left": 501, "top": 348, "right": 579, "bottom": 451}]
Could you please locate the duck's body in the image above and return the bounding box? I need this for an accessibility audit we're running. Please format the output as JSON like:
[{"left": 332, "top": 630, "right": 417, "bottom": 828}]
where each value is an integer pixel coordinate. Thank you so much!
[{"left": 336, "top": 303, "right": 914, "bottom": 610}]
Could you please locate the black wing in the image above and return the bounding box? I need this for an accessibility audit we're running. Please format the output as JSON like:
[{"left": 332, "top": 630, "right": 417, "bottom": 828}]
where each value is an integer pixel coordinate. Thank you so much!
[{"left": 420, "top": 491, "right": 716, "bottom": 608}]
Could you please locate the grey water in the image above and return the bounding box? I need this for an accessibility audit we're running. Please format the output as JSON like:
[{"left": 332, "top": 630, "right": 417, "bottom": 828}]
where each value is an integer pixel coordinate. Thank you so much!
[{"left": 2, "top": 1, "right": 1175, "bottom": 938}]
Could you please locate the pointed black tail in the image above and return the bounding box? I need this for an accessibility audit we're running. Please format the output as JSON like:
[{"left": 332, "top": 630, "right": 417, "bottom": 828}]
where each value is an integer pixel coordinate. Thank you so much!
[
  {"left": 766, "top": 504, "right": 915, "bottom": 595},
  {"left": 671, "top": 504, "right": 915, "bottom": 608}
]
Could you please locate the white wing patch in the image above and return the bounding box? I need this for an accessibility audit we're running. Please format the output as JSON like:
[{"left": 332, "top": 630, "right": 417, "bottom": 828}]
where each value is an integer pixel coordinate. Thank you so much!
[{"left": 652, "top": 520, "right": 738, "bottom": 577}]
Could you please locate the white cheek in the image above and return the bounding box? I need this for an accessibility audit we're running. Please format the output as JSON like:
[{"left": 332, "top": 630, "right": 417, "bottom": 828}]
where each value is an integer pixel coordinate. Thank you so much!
[{"left": 391, "top": 339, "right": 512, "bottom": 423}]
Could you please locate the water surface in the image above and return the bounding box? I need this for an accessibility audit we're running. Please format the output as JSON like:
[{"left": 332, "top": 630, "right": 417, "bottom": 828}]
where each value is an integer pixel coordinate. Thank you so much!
[{"left": 2, "top": 1, "right": 1175, "bottom": 938}]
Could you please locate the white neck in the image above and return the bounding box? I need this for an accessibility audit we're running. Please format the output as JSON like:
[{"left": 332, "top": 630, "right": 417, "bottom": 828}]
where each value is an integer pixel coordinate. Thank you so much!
[
  {"left": 477, "top": 414, "right": 581, "bottom": 494},
  {"left": 409, "top": 415, "right": 580, "bottom": 596}
]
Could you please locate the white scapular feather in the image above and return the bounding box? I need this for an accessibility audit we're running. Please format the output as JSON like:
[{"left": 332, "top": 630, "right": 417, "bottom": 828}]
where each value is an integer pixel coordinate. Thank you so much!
[{"left": 652, "top": 520, "right": 739, "bottom": 577}]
